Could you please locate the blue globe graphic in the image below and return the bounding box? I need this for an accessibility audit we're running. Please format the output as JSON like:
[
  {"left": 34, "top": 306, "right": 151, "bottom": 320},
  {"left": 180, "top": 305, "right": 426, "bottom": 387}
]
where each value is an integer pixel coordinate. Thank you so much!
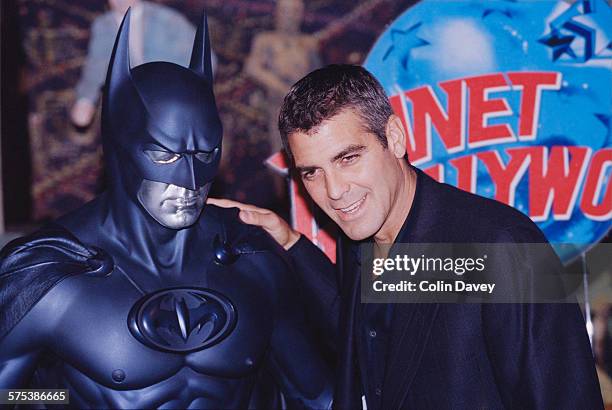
[{"left": 365, "top": 0, "right": 612, "bottom": 263}]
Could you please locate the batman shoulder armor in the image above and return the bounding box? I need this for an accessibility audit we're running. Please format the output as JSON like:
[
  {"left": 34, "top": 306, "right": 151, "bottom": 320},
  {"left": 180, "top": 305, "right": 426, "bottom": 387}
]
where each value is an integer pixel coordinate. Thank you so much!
[{"left": 0, "top": 226, "right": 113, "bottom": 340}]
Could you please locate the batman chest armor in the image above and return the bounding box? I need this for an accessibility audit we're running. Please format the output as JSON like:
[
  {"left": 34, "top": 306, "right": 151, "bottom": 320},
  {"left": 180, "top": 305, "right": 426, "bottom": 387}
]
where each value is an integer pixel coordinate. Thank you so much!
[
  {"left": 127, "top": 287, "right": 237, "bottom": 353},
  {"left": 45, "top": 259, "right": 273, "bottom": 388},
  {"left": 125, "top": 235, "right": 243, "bottom": 353}
]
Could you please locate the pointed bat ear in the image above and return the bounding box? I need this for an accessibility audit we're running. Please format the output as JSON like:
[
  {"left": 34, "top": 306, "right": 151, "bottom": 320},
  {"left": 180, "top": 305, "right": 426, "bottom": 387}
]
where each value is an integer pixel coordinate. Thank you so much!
[
  {"left": 102, "top": 8, "right": 144, "bottom": 138},
  {"left": 189, "top": 10, "right": 214, "bottom": 84},
  {"left": 105, "top": 8, "right": 132, "bottom": 105}
]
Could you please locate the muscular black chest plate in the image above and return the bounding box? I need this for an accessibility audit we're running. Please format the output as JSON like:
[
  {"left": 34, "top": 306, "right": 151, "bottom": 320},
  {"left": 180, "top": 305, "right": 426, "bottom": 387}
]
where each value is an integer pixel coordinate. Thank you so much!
[{"left": 127, "top": 288, "right": 237, "bottom": 353}]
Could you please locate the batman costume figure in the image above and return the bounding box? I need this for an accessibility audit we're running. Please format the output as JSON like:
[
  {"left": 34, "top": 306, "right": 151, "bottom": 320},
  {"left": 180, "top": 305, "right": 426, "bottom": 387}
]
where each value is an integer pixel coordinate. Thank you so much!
[{"left": 0, "top": 11, "right": 333, "bottom": 409}]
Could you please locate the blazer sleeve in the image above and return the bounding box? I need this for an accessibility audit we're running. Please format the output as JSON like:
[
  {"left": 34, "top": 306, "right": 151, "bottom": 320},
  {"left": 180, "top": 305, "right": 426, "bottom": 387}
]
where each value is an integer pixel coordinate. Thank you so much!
[
  {"left": 481, "top": 225, "right": 603, "bottom": 409},
  {"left": 287, "top": 235, "right": 340, "bottom": 346}
]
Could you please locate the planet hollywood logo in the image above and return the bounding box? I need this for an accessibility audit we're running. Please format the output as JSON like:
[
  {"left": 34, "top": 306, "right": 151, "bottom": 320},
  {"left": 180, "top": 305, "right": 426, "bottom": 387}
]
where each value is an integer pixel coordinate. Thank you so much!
[
  {"left": 364, "top": 0, "right": 612, "bottom": 263},
  {"left": 387, "top": 70, "right": 610, "bottom": 224}
]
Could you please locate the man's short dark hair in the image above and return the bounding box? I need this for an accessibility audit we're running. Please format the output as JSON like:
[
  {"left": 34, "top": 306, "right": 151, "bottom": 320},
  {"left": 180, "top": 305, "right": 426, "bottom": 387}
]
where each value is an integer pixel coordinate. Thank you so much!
[{"left": 278, "top": 64, "right": 394, "bottom": 162}]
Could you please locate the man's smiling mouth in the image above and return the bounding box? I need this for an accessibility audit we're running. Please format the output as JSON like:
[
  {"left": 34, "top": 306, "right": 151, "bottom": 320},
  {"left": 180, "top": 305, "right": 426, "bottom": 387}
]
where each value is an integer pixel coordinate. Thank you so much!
[{"left": 337, "top": 195, "right": 366, "bottom": 215}]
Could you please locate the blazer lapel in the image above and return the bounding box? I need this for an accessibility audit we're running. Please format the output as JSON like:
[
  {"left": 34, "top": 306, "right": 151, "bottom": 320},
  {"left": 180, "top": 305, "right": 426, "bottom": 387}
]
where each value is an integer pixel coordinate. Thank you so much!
[
  {"left": 381, "top": 303, "right": 440, "bottom": 409},
  {"left": 378, "top": 167, "right": 443, "bottom": 408}
]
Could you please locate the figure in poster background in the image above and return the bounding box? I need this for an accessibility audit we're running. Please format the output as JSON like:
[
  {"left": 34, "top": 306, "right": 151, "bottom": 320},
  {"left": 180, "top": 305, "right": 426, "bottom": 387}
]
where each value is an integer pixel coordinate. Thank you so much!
[
  {"left": 71, "top": 0, "right": 217, "bottom": 127},
  {"left": 0, "top": 11, "right": 332, "bottom": 409},
  {"left": 245, "top": 0, "right": 387, "bottom": 157},
  {"left": 245, "top": 0, "right": 321, "bottom": 155}
]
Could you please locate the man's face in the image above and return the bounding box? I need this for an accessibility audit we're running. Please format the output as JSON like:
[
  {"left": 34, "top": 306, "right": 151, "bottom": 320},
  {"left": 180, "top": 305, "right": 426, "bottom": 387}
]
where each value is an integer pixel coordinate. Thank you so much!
[
  {"left": 137, "top": 180, "right": 209, "bottom": 229},
  {"left": 289, "top": 109, "right": 406, "bottom": 241}
]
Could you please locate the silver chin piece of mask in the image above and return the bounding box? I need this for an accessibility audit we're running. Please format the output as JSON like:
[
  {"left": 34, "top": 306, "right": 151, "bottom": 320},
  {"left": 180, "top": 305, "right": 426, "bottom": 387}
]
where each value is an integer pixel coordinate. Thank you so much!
[{"left": 137, "top": 179, "right": 210, "bottom": 229}]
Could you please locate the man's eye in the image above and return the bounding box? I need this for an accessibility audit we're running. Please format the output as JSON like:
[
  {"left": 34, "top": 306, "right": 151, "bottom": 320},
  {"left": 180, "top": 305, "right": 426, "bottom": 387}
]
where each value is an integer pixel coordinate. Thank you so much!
[
  {"left": 195, "top": 148, "right": 219, "bottom": 164},
  {"left": 144, "top": 150, "right": 181, "bottom": 164},
  {"left": 301, "top": 170, "right": 318, "bottom": 181},
  {"left": 342, "top": 154, "right": 359, "bottom": 164}
]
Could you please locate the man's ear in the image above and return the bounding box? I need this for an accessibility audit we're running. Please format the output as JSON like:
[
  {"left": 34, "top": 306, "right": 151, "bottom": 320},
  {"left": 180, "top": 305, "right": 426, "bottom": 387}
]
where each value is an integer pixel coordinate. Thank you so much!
[{"left": 385, "top": 114, "right": 407, "bottom": 159}]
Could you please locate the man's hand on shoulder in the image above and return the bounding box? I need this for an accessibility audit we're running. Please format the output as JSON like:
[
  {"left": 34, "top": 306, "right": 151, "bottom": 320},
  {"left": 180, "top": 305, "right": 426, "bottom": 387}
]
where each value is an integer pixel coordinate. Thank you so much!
[{"left": 207, "top": 198, "right": 301, "bottom": 250}]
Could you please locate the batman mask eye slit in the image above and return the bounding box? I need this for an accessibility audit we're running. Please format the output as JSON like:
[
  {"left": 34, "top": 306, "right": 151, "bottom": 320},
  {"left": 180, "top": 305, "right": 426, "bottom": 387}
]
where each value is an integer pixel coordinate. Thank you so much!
[
  {"left": 144, "top": 150, "right": 182, "bottom": 165},
  {"left": 195, "top": 147, "right": 219, "bottom": 164}
]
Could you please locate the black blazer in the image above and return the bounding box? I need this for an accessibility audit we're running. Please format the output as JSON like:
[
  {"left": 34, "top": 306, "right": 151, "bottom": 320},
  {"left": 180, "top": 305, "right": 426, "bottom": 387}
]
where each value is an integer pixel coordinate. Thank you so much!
[{"left": 289, "top": 167, "right": 603, "bottom": 409}]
